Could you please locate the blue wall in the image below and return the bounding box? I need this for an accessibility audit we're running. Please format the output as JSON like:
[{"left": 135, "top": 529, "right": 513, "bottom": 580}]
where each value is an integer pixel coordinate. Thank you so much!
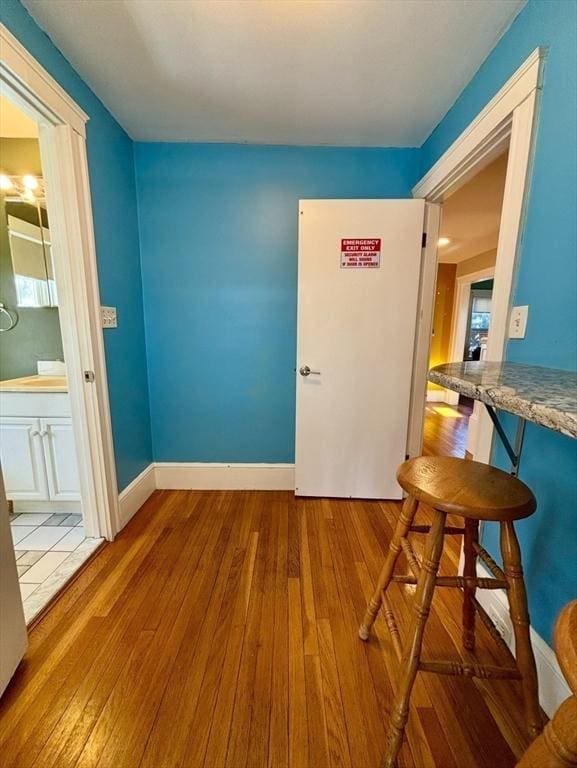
[
  {"left": 134, "top": 144, "right": 419, "bottom": 463},
  {"left": 421, "top": 0, "right": 577, "bottom": 643},
  {"left": 0, "top": 0, "right": 152, "bottom": 491},
  {"left": 3, "top": 0, "right": 575, "bottom": 643}
]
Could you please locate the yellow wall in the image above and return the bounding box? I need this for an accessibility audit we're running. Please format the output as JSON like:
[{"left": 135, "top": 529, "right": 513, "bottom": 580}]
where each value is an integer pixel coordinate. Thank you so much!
[
  {"left": 428, "top": 262, "right": 456, "bottom": 391},
  {"left": 456, "top": 248, "right": 497, "bottom": 278}
]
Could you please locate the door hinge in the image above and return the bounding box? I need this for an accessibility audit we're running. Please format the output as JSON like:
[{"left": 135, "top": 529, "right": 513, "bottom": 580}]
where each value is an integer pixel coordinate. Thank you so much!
[
  {"left": 84, "top": 370, "right": 95, "bottom": 383},
  {"left": 421, "top": 232, "right": 427, "bottom": 248}
]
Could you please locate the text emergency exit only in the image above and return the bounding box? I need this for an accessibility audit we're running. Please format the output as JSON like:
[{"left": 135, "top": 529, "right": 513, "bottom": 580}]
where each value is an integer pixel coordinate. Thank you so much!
[{"left": 340, "top": 238, "right": 381, "bottom": 268}]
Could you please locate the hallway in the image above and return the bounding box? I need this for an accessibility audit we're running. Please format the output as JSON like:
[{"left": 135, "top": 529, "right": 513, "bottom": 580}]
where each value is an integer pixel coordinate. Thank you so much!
[{"left": 422, "top": 399, "right": 473, "bottom": 458}]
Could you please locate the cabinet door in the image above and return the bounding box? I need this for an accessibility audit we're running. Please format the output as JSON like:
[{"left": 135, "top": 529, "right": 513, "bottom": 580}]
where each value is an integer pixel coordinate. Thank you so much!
[
  {"left": 0, "top": 418, "right": 49, "bottom": 500},
  {"left": 40, "top": 418, "right": 81, "bottom": 501}
]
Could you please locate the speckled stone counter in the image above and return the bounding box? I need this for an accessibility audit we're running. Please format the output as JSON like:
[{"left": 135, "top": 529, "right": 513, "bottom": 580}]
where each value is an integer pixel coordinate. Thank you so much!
[{"left": 429, "top": 362, "right": 577, "bottom": 439}]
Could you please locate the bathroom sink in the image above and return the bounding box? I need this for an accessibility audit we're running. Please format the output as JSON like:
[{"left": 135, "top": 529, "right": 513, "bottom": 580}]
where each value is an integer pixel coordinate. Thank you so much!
[{"left": 0, "top": 375, "right": 68, "bottom": 392}]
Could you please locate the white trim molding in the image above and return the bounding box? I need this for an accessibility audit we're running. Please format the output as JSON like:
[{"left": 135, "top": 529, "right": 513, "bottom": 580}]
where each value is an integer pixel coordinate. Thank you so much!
[
  {"left": 413, "top": 48, "right": 544, "bottom": 201},
  {"left": 118, "top": 462, "right": 296, "bottom": 532},
  {"left": 0, "top": 23, "right": 119, "bottom": 539},
  {"left": 476, "top": 563, "right": 570, "bottom": 718},
  {"left": 410, "top": 47, "right": 545, "bottom": 466},
  {"left": 0, "top": 23, "right": 88, "bottom": 136},
  {"left": 118, "top": 464, "right": 156, "bottom": 530},
  {"left": 424, "top": 390, "right": 449, "bottom": 403},
  {"left": 39, "top": 123, "right": 120, "bottom": 539},
  {"left": 407, "top": 203, "right": 441, "bottom": 458},
  {"left": 155, "top": 463, "right": 295, "bottom": 491},
  {"left": 445, "top": 267, "right": 496, "bottom": 407}
]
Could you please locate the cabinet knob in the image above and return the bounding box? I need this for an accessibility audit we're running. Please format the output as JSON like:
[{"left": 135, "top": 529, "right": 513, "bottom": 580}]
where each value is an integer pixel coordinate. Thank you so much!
[
  {"left": 30, "top": 429, "right": 39, "bottom": 437},
  {"left": 39, "top": 430, "right": 48, "bottom": 438}
]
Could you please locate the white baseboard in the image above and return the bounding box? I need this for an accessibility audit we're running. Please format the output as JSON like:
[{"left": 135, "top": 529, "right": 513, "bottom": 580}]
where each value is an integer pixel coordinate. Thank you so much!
[
  {"left": 476, "top": 563, "right": 570, "bottom": 717},
  {"left": 118, "top": 464, "right": 156, "bottom": 530},
  {"left": 426, "top": 390, "right": 448, "bottom": 403},
  {"left": 445, "top": 390, "right": 460, "bottom": 406},
  {"left": 154, "top": 462, "right": 295, "bottom": 491},
  {"left": 116, "top": 462, "right": 294, "bottom": 532}
]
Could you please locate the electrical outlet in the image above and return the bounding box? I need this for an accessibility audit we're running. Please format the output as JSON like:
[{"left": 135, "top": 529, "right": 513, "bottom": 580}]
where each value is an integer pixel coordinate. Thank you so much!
[
  {"left": 488, "top": 606, "right": 512, "bottom": 646},
  {"left": 509, "top": 305, "right": 528, "bottom": 339},
  {"left": 100, "top": 306, "right": 117, "bottom": 328}
]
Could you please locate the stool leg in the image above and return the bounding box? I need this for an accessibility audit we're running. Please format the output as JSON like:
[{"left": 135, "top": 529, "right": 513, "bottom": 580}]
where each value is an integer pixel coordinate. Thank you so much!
[
  {"left": 359, "top": 495, "right": 418, "bottom": 641},
  {"left": 462, "top": 518, "right": 479, "bottom": 652},
  {"left": 382, "top": 508, "right": 446, "bottom": 768},
  {"left": 500, "top": 521, "right": 543, "bottom": 739}
]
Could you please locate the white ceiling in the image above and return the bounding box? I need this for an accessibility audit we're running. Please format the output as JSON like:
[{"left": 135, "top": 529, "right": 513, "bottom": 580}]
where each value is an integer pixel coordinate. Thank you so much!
[
  {"left": 438, "top": 152, "right": 508, "bottom": 263},
  {"left": 23, "top": 0, "right": 524, "bottom": 145},
  {"left": 0, "top": 96, "right": 38, "bottom": 138}
]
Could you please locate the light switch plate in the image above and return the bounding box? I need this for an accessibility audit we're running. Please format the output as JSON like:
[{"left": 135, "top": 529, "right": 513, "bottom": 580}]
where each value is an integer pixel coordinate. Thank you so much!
[
  {"left": 100, "top": 306, "right": 117, "bottom": 328},
  {"left": 509, "top": 305, "right": 528, "bottom": 339}
]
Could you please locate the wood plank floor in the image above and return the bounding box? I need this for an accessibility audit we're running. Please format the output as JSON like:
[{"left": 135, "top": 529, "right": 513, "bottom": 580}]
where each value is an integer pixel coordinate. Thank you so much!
[
  {"left": 423, "top": 399, "right": 473, "bottom": 458},
  {"left": 0, "top": 490, "right": 532, "bottom": 767}
]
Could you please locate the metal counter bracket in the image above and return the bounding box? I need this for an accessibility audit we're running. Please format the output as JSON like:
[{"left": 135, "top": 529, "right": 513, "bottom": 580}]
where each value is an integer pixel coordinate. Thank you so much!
[{"left": 484, "top": 404, "right": 526, "bottom": 476}]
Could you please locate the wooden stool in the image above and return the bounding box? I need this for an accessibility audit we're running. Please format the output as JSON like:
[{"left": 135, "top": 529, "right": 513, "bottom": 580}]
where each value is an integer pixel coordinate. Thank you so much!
[
  {"left": 516, "top": 599, "right": 577, "bottom": 768},
  {"left": 359, "top": 456, "right": 543, "bottom": 768}
]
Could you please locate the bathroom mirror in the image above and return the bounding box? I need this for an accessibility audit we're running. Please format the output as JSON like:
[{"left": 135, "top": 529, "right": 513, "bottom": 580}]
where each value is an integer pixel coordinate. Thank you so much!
[{"left": 6, "top": 200, "right": 57, "bottom": 307}]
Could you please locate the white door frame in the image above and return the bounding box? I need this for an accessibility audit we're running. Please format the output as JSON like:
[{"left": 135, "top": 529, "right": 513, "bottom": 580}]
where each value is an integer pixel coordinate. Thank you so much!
[
  {"left": 410, "top": 47, "right": 545, "bottom": 463},
  {"left": 0, "top": 23, "right": 119, "bottom": 539},
  {"left": 406, "top": 203, "right": 441, "bottom": 457},
  {"left": 444, "top": 266, "right": 495, "bottom": 406}
]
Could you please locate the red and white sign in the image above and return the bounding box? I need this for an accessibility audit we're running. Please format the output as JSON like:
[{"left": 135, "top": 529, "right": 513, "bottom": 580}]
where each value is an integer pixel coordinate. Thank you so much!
[{"left": 340, "top": 238, "right": 381, "bottom": 268}]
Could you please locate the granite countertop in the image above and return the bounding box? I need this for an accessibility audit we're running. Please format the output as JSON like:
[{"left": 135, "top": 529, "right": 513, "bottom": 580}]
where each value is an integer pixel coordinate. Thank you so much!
[
  {"left": 0, "top": 375, "right": 68, "bottom": 393},
  {"left": 428, "top": 361, "right": 577, "bottom": 439}
]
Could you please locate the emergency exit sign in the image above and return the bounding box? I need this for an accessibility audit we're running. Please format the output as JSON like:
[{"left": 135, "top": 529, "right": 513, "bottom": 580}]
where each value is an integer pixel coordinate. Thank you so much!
[{"left": 341, "top": 238, "right": 381, "bottom": 268}]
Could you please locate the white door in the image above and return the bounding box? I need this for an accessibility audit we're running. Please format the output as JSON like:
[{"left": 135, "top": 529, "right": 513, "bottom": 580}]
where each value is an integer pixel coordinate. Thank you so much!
[
  {"left": 41, "top": 418, "right": 81, "bottom": 501},
  {"left": 0, "top": 418, "right": 49, "bottom": 500},
  {"left": 295, "top": 199, "right": 425, "bottom": 499}
]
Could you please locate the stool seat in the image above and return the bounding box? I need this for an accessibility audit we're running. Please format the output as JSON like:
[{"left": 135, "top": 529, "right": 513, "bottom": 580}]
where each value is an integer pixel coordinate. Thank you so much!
[{"left": 397, "top": 456, "right": 536, "bottom": 521}]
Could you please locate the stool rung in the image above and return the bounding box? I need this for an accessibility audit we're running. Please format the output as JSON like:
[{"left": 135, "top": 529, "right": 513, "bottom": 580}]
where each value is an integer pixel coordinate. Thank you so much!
[
  {"left": 392, "top": 574, "right": 417, "bottom": 585},
  {"left": 399, "top": 536, "right": 421, "bottom": 580},
  {"left": 472, "top": 596, "right": 515, "bottom": 659},
  {"left": 392, "top": 574, "right": 507, "bottom": 589},
  {"left": 419, "top": 660, "right": 521, "bottom": 680},
  {"left": 473, "top": 542, "right": 507, "bottom": 583},
  {"left": 381, "top": 592, "right": 403, "bottom": 662},
  {"left": 410, "top": 525, "right": 465, "bottom": 535},
  {"left": 442, "top": 575, "right": 509, "bottom": 590}
]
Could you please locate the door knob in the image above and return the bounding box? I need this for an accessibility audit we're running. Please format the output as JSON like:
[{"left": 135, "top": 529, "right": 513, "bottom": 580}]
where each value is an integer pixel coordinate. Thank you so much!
[{"left": 299, "top": 365, "right": 321, "bottom": 377}]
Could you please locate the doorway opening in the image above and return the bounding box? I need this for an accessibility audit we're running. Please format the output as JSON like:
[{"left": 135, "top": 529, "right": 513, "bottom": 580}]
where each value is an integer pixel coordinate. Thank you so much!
[
  {"left": 423, "top": 151, "right": 508, "bottom": 458},
  {"left": 0, "top": 95, "right": 103, "bottom": 624}
]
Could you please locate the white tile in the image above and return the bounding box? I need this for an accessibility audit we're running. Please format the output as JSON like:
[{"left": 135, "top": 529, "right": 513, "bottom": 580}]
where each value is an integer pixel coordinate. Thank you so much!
[
  {"left": 20, "top": 551, "right": 70, "bottom": 583},
  {"left": 11, "top": 513, "right": 53, "bottom": 526},
  {"left": 60, "top": 514, "right": 82, "bottom": 527},
  {"left": 17, "top": 551, "right": 44, "bottom": 566},
  {"left": 19, "top": 582, "right": 39, "bottom": 600},
  {"left": 11, "top": 526, "right": 38, "bottom": 545},
  {"left": 52, "top": 527, "right": 86, "bottom": 552},
  {"left": 15, "top": 526, "right": 73, "bottom": 551}
]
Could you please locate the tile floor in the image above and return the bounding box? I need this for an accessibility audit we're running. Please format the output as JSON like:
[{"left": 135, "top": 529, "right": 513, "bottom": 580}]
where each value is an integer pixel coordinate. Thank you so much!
[{"left": 10, "top": 511, "right": 104, "bottom": 623}]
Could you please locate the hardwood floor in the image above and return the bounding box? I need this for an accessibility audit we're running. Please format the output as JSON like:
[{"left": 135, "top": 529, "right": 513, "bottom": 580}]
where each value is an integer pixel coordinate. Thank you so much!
[
  {"left": 423, "top": 398, "right": 473, "bottom": 458},
  {"left": 0, "top": 490, "right": 532, "bottom": 767}
]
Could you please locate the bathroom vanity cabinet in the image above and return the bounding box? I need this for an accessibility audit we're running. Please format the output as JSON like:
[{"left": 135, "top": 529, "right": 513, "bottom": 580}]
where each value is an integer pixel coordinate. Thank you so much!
[{"left": 0, "top": 380, "right": 80, "bottom": 502}]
